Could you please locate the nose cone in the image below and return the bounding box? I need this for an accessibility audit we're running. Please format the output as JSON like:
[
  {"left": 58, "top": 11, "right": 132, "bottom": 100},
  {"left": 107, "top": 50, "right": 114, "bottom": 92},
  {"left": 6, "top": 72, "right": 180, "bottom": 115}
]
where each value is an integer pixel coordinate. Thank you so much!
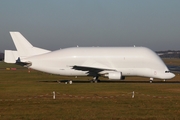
[
  {"left": 167, "top": 72, "right": 175, "bottom": 79},
  {"left": 170, "top": 73, "right": 175, "bottom": 78}
]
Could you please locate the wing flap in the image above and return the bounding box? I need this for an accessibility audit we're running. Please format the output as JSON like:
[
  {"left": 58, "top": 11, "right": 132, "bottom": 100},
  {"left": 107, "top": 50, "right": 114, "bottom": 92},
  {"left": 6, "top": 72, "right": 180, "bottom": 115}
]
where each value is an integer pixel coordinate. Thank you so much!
[{"left": 72, "top": 65, "right": 115, "bottom": 76}]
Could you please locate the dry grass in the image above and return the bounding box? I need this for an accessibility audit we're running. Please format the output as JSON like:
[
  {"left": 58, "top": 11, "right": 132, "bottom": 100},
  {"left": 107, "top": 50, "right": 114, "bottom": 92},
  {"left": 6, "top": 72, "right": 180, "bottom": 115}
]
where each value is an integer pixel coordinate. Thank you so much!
[{"left": 163, "top": 58, "right": 180, "bottom": 66}]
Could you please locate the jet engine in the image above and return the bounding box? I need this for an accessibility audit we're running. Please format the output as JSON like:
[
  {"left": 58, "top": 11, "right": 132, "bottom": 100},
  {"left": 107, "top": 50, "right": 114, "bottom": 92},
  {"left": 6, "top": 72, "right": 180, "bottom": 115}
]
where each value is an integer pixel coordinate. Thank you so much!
[{"left": 104, "top": 72, "right": 125, "bottom": 80}]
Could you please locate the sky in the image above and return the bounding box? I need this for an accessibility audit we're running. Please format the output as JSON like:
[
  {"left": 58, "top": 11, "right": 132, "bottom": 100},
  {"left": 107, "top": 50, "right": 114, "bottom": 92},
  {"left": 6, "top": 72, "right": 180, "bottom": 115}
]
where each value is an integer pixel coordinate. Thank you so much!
[{"left": 0, "top": 0, "right": 180, "bottom": 52}]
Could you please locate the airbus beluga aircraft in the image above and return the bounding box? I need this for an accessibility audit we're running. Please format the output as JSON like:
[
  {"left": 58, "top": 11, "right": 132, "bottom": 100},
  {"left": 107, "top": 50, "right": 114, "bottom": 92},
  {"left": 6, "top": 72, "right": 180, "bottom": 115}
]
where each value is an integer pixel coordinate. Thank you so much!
[{"left": 5, "top": 32, "right": 175, "bottom": 82}]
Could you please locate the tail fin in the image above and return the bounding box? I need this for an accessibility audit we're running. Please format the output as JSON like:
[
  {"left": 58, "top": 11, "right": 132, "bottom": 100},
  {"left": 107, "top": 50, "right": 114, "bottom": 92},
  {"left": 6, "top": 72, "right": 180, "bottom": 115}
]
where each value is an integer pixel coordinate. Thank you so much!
[
  {"left": 5, "top": 32, "right": 51, "bottom": 63},
  {"left": 10, "top": 32, "right": 50, "bottom": 58}
]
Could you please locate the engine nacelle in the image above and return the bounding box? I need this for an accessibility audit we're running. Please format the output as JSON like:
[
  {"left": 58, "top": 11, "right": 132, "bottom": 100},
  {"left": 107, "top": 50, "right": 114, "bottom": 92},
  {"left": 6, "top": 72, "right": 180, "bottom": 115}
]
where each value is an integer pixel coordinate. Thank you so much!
[{"left": 104, "top": 72, "right": 125, "bottom": 80}]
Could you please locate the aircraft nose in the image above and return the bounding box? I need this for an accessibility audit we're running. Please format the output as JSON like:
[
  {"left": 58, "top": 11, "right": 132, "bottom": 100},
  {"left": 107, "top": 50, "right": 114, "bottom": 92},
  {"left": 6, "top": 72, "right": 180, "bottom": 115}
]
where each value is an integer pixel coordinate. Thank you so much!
[{"left": 169, "top": 72, "right": 175, "bottom": 79}]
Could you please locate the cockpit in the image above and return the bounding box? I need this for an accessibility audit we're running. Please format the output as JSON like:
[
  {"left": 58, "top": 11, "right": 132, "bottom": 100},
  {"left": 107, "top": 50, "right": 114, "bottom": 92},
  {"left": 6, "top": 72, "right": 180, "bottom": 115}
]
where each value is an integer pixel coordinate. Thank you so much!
[{"left": 165, "top": 71, "right": 170, "bottom": 73}]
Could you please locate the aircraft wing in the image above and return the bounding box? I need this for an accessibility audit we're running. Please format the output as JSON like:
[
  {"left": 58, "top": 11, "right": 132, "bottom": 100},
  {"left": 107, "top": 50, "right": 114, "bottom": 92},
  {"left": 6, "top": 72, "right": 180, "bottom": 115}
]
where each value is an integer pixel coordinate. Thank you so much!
[{"left": 72, "top": 65, "right": 116, "bottom": 76}]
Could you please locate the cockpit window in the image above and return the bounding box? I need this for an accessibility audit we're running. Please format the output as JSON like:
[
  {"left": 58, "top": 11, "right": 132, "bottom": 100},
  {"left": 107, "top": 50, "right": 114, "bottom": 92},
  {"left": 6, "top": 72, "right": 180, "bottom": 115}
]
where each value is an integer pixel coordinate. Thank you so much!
[{"left": 165, "top": 71, "right": 170, "bottom": 73}]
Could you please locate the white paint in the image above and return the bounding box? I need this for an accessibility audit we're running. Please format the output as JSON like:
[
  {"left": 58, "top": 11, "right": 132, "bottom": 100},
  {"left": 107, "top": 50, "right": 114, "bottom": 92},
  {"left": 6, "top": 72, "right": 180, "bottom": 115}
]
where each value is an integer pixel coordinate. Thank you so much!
[
  {"left": 53, "top": 91, "right": 55, "bottom": 99},
  {"left": 132, "top": 91, "right": 135, "bottom": 98}
]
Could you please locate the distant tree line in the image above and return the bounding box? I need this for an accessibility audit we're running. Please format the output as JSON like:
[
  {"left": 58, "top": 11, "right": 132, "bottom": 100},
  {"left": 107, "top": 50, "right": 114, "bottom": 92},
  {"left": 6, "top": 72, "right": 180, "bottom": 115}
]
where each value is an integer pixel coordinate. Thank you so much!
[
  {"left": 0, "top": 52, "right": 4, "bottom": 61},
  {"left": 156, "top": 50, "right": 180, "bottom": 58}
]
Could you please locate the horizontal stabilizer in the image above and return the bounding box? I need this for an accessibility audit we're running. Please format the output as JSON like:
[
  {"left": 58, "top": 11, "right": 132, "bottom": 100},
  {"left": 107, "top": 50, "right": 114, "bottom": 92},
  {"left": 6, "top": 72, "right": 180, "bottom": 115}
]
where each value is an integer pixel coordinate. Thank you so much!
[{"left": 4, "top": 50, "right": 18, "bottom": 63}]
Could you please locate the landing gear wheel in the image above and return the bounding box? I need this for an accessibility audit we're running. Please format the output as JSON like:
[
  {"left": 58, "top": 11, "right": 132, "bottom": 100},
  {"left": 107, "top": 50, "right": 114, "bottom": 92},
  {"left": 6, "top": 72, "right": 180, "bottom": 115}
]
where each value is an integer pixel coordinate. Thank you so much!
[
  {"left": 90, "top": 76, "right": 100, "bottom": 83},
  {"left": 150, "top": 78, "right": 153, "bottom": 83}
]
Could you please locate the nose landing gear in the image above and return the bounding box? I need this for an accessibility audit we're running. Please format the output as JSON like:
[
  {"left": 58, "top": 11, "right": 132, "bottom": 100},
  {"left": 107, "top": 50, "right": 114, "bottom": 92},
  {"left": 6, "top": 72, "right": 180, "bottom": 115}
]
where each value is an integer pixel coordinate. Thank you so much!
[{"left": 150, "top": 78, "right": 153, "bottom": 83}]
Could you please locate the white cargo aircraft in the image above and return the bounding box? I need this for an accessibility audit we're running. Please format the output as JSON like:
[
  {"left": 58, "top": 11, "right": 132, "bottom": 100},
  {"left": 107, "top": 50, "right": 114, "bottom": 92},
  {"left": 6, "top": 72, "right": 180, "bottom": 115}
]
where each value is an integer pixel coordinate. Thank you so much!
[{"left": 5, "top": 32, "right": 175, "bottom": 82}]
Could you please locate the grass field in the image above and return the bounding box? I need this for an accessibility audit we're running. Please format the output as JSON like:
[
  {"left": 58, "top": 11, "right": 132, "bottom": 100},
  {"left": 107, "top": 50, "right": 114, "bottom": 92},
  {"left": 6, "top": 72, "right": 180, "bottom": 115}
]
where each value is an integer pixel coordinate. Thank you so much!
[{"left": 0, "top": 60, "right": 180, "bottom": 120}]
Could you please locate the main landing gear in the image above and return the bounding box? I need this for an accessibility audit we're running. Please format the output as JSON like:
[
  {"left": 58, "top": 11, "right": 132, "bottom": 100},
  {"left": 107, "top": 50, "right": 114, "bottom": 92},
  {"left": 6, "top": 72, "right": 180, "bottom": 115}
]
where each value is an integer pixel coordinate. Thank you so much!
[{"left": 91, "top": 76, "right": 100, "bottom": 83}]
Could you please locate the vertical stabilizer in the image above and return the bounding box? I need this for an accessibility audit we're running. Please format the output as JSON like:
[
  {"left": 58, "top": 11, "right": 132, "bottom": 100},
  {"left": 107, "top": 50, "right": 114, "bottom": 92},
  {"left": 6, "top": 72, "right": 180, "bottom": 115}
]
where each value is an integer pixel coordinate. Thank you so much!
[{"left": 9, "top": 32, "right": 50, "bottom": 58}]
